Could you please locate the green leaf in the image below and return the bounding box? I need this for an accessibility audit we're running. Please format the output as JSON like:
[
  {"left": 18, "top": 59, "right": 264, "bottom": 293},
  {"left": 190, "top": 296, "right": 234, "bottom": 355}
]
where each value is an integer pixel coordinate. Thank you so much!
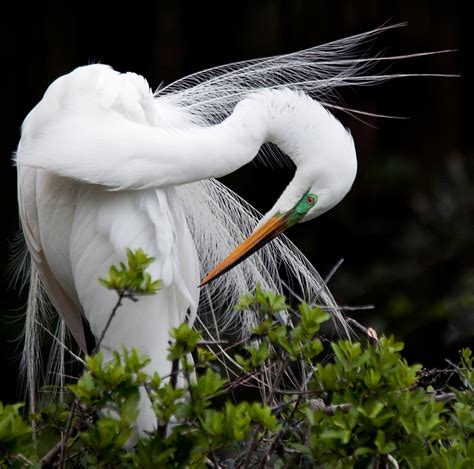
[
  {"left": 374, "top": 430, "right": 396, "bottom": 455},
  {"left": 99, "top": 248, "right": 162, "bottom": 295},
  {"left": 0, "top": 403, "right": 33, "bottom": 456},
  {"left": 354, "top": 446, "right": 373, "bottom": 456},
  {"left": 121, "top": 390, "right": 140, "bottom": 423},
  {"left": 194, "top": 369, "right": 227, "bottom": 399}
]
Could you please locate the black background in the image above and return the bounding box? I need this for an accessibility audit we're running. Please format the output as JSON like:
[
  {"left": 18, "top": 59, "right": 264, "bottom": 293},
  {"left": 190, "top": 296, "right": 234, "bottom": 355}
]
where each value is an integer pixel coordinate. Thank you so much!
[{"left": 1, "top": 1, "right": 472, "bottom": 404}]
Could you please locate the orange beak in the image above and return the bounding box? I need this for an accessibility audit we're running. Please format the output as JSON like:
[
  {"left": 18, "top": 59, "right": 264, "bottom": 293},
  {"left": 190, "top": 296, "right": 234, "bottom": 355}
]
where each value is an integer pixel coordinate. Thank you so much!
[{"left": 199, "top": 213, "right": 289, "bottom": 287}]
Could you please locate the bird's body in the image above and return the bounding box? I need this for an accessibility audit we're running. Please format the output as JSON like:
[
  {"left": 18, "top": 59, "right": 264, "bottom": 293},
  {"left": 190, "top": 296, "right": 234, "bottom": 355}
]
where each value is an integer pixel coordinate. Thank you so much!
[
  {"left": 16, "top": 26, "right": 443, "bottom": 432},
  {"left": 19, "top": 176, "right": 199, "bottom": 433},
  {"left": 17, "top": 60, "right": 356, "bottom": 429}
]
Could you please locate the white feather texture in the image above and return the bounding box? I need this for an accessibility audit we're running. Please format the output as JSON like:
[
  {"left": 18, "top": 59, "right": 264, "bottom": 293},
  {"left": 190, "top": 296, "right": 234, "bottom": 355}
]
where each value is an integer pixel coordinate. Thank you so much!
[{"left": 15, "top": 24, "right": 450, "bottom": 431}]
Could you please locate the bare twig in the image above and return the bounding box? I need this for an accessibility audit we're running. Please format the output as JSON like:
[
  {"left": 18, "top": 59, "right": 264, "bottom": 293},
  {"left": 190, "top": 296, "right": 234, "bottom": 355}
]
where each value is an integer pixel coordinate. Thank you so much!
[
  {"left": 258, "top": 396, "right": 302, "bottom": 468},
  {"left": 42, "top": 290, "right": 133, "bottom": 467},
  {"left": 433, "top": 392, "right": 456, "bottom": 402},
  {"left": 346, "top": 317, "right": 379, "bottom": 346},
  {"left": 15, "top": 453, "right": 33, "bottom": 467},
  {"left": 273, "top": 388, "right": 312, "bottom": 395},
  {"left": 412, "top": 366, "right": 458, "bottom": 392},
  {"left": 193, "top": 315, "right": 271, "bottom": 388},
  {"left": 266, "top": 362, "right": 286, "bottom": 405},
  {"left": 198, "top": 340, "right": 229, "bottom": 346},
  {"left": 143, "top": 381, "right": 153, "bottom": 401},
  {"left": 226, "top": 367, "right": 267, "bottom": 391},
  {"left": 241, "top": 361, "right": 286, "bottom": 468},
  {"left": 281, "top": 258, "right": 344, "bottom": 306},
  {"left": 271, "top": 397, "right": 300, "bottom": 415},
  {"left": 309, "top": 399, "right": 353, "bottom": 416},
  {"left": 40, "top": 420, "right": 78, "bottom": 468},
  {"left": 170, "top": 356, "right": 180, "bottom": 390},
  {"left": 446, "top": 358, "right": 474, "bottom": 392},
  {"left": 40, "top": 440, "right": 61, "bottom": 467},
  {"left": 58, "top": 399, "right": 79, "bottom": 469},
  {"left": 323, "top": 304, "right": 375, "bottom": 312},
  {"left": 312, "top": 258, "right": 345, "bottom": 303},
  {"left": 93, "top": 291, "right": 136, "bottom": 354},
  {"left": 323, "top": 258, "right": 345, "bottom": 287},
  {"left": 257, "top": 355, "right": 322, "bottom": 466}
]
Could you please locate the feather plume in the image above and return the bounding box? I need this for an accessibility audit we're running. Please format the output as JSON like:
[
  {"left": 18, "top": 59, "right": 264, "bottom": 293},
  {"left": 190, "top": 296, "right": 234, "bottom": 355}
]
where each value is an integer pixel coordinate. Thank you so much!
[{"left": 16, "top": 23, "right": 454, "bottom": 414}]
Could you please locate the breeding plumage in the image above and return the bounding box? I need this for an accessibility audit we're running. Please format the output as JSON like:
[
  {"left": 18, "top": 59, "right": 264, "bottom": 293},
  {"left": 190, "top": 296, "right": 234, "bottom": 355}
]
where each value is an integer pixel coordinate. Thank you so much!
[{"left": 15, "top": 25, "right": 450, "bottom": 432}]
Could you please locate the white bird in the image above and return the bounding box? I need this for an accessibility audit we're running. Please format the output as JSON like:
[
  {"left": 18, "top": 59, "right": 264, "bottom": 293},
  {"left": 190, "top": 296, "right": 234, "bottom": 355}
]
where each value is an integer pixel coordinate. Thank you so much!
[{"left": 14, "top": 25, "right": 447, "bottom": 432}]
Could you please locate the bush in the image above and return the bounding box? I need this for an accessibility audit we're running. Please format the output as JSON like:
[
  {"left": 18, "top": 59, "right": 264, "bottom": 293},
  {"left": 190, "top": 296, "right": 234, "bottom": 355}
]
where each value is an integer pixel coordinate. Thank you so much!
[{"left": 1, "top": 250, "right": 472, "bottom": 468}]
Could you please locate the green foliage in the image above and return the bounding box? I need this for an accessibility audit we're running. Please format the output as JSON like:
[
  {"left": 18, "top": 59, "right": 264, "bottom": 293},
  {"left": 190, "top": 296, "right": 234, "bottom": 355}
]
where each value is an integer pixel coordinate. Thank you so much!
[
  {"left": 99, "top": 248, "right": 162, "bottom": 295},
  {"left": 3, "top": 257, "right": 473, "bottom": 467},
  {"left": 0, "top": 403, "right": 33, "bottom": 467}
]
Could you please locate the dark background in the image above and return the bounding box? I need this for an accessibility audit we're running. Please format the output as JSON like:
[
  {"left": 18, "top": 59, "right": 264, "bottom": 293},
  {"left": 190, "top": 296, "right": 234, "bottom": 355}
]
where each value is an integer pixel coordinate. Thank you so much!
[{"left": 1, "top": 1, "right": 472, "bottom": 404}]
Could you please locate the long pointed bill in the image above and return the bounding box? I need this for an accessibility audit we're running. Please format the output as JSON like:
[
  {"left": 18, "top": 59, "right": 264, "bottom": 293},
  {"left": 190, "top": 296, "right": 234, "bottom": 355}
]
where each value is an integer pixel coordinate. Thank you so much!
[{"left": 199, "top": 213, "right": 289, "bottom": 287}]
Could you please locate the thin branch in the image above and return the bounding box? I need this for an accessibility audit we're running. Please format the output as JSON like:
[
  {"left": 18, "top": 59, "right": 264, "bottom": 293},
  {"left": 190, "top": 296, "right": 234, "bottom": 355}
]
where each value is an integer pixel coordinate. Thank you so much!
[
  {"left": 346, "top": 317, "right": 379, "bottom": 346},
  {"left": 58, "top": 399, "right": 78, "bottom": 469},
  {"left": 316, "top": 304, "right": 375, "bottom": 312},
  {"left": 226, "top": 367, "right": 268, "bottom": 391},
  {"left": 193, "top": 315, "right": 267, "bottom": 386},
  {"left": 310, "top": 400, "right": 353, "bottom": 416},
  {"left": 43, "top": 290, "right": 133, "bottom": 466},
  {"left": 433, "top": 392, "right": 456, "bottom": 402},
  {"left": 323, "top": 258, "right": 345, "bottom": 287},
  {"left": 241, "top": 361, "right": 286, "bottom": 469},
  {"left": 93, "top": 291, "right": 134, "bottom": 354},
  {"left": 40, "top": 423, "right": 77, "bottom": 468},
  {"left": 170, "top": 356, "right": 180, "bottom": 390},
  {"left": 258, "top": 396, "right": 302, "bottom": 468},
  {"left": 273, "top": 388, "right": 312, "bottom": 395},
  {"left": 15, "top": 453, "right": 33, "bottom": 467},
  {"left": 198, "top": 340, "right": 229, "bottom": 346},
  {"left": 446, "top": 358, "right": 474, "bottom": 392},
  {"left": 271, "top": 397, "right": 300, "bottom": 415},
  {"left": 313, "top": 258, "right": 344, "bottom": 302}
]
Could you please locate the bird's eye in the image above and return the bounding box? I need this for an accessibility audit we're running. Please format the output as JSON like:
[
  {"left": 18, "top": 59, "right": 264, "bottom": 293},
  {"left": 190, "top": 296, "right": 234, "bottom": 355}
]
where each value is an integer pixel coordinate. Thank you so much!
[{"left": 307, "top": 196, "right": 315, "bottom": 205}]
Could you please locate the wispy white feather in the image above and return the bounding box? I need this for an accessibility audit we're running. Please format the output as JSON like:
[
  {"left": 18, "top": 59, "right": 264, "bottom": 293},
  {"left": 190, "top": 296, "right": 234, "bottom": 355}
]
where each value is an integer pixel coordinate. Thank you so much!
[
  {"left": 176, "top": 179, "right": 347, "bottom": 338},
  {"left": 16, "top": 23, "right": 453, "bottom": 417},
  {"left": 157, "top": 23, "right": 454, "bottom": 125}
]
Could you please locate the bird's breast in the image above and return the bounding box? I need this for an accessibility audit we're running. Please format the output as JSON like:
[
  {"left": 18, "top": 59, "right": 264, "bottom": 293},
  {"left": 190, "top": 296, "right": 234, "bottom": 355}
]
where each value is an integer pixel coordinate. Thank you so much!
[{"left": 22, "top": 171, "right": 200, "bottom": 350}]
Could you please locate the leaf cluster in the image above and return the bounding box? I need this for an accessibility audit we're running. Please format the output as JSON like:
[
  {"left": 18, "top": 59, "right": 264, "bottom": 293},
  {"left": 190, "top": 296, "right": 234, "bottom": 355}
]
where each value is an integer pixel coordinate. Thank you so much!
[
  {"left": 99, "top": 248, "right": 162, "bottom": 295},
  {"left": 2, "top": 258, "right": 472, "bottom": 468}
]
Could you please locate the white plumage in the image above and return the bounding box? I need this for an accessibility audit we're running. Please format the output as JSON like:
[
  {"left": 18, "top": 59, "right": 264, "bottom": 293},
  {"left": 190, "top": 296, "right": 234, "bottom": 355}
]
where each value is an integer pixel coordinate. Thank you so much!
[{"left": 15, "top": 25, "right": 446, "bottom": 432}]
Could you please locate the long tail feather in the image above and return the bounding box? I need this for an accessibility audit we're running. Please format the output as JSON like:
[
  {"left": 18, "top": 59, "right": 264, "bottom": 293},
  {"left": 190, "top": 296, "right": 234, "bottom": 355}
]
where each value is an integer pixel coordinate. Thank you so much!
[{"left": 21, "top": 265, "right": 42, "bottom": 413}]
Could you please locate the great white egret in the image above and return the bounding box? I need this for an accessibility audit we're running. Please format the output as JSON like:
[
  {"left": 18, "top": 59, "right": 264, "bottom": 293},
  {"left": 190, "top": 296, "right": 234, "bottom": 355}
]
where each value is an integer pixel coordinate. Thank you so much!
[{"left": 14, "top": 25, "right": 450, "bottom": 432}]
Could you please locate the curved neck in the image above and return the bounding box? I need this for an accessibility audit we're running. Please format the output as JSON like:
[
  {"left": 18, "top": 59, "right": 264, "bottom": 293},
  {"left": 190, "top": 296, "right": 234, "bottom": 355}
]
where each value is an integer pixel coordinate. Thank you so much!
[
  {"left": 170, "top": 89, "right": 335, "bottom": 184},
  {"left": 18, "top": 88, "right": 336, "bottom": 192}
]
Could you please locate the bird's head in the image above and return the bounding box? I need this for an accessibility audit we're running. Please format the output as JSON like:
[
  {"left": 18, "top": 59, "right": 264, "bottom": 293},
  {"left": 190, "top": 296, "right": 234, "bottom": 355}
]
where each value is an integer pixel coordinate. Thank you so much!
[{"left": 200, "top": 102, "right": 357, "bottom": 287}]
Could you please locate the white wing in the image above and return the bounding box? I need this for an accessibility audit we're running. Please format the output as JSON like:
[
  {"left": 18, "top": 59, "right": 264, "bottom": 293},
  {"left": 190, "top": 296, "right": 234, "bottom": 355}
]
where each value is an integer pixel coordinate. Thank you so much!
[
  {"left": 18, "top": 168, "right": 88, "bottom": 351},
  {"left": 16, "top": 64, "right": 267, "bottom": 190},
  {"left": 17, "top": 67, "right": 200, "bottom": 420}
]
